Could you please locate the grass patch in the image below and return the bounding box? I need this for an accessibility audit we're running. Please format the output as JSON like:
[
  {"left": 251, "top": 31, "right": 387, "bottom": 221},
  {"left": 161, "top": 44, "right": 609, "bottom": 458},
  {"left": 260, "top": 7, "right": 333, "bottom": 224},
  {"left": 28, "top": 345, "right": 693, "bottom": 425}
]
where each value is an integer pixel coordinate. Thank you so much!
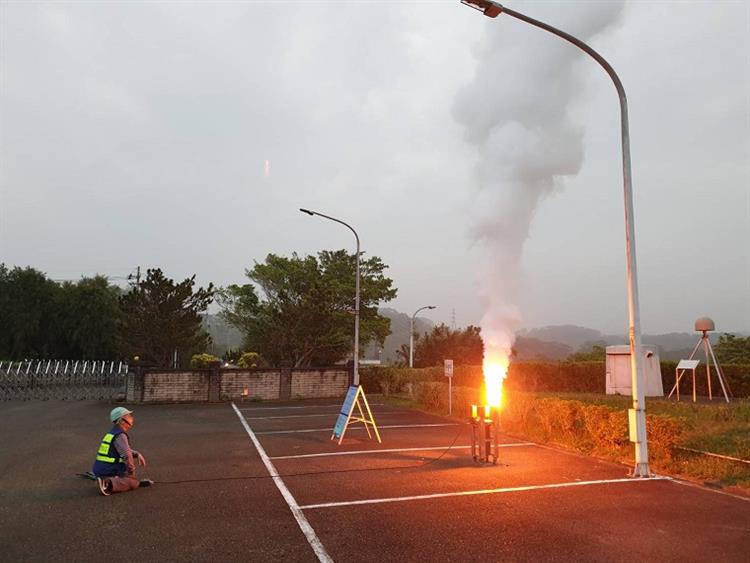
[{"left": 384, "top": 386, "right": 750, "bottom": 490}]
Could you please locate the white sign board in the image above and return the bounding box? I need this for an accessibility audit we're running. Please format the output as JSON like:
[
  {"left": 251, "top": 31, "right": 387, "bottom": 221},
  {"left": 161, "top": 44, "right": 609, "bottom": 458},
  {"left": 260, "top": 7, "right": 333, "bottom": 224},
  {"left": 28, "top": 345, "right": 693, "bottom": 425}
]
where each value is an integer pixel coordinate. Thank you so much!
[
  {"left": 331, "top": 385, "right": 381, "bottom": 445},
  {"left": 676, "top": 359, "right": 700, "bottom": 370},
  {"left": 444, "top": 359, "right": 453, "bottom": 378}
]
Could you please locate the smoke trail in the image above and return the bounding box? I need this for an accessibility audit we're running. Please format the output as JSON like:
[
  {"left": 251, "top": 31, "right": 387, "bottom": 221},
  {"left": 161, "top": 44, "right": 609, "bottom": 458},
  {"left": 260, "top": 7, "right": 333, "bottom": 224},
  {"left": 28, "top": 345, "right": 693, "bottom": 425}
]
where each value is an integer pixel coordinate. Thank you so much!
[{"left": 454, "top": 1, "right": 625, "bottom": 368}]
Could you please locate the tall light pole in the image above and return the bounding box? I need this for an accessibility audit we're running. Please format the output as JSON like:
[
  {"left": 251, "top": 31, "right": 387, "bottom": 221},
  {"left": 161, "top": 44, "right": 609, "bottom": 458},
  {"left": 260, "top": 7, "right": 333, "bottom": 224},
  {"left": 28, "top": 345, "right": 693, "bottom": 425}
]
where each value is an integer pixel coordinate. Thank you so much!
[
  {"left": 461, "top": 0, "right": 650, "bottom": 477},
  {"left": 300, "top": 208, "right": 362, "bottom": 387},
  {"left": 410, "top": 305, "right": 436, "bottom": 368}
]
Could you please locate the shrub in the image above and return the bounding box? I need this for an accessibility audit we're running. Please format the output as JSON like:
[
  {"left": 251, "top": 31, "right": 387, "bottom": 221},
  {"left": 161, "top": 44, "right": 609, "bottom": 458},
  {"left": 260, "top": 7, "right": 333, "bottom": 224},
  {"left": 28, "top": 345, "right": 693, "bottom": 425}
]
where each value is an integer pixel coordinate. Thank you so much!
[
  {"left": 361, "top": 361, "right": 750, "bottom": 398},
  {"left": 660, "top": 361, "right": 750, "bottom": 399},
  {"left": 190, "top": 353, "right": 220, "bottom": 368},
  {"left": 499, "top": 392, "right": 690, "bottom": 465},
  {"left": 237, "top": 352, "right": 268, "bottom": 368}
]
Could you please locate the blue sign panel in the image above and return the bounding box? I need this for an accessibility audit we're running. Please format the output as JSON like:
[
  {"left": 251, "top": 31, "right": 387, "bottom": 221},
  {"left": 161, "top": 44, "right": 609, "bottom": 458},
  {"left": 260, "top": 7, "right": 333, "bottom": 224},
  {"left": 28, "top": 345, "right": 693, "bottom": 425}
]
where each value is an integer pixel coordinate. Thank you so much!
[{"left": 333, "top": 385, "right": 359, "bottom": 438}]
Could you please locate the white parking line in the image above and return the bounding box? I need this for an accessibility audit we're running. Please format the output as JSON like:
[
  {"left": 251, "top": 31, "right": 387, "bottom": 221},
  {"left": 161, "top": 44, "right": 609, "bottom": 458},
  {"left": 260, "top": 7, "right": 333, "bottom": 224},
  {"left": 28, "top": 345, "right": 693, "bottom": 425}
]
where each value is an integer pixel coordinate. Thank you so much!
[
  {"left": 257, "top": 423, "right": 462, "bottom": 435},
  {"left": 299, "top": 476, "right": 672, "bottom": 510},
  {"left": 246, "top": 411, "right": 415, "bottom": 420},
  {"left": 270, "top": 442, "right": 536, "bottom": 460},
  {"left": 246, "top": 413, "right": 340, "bottom": 420},
  {"left": 239, "top": 403, "right": 384, "bottom": 412},
  {"left": 231, "top": 403, "right": 332, "bottom": 563}
]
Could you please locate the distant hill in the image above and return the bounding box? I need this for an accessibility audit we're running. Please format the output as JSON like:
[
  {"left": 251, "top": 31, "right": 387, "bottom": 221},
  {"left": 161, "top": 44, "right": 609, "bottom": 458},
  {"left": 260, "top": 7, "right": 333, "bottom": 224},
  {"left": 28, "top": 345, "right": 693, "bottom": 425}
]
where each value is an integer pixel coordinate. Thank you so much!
[
  {"left": 364, "top": 308, "right": 435, "bottom": 364},
  {"left": 519, "top": 325, "right": 727, "bottom": 361},
  {"left": 512, "top": 337, "right": 572, "bottom": 361},
  {"left": 204, "top": 312, "right": 740, "bottom": 364},
  {"left": 636, "top": 332, "right": 718, "bottom": 361},
  {"left": 204, "top": 308, "right": 434, "bottom": 364},
  {"left": 520, "top": 325, "right": 603, "bottom": 351}
]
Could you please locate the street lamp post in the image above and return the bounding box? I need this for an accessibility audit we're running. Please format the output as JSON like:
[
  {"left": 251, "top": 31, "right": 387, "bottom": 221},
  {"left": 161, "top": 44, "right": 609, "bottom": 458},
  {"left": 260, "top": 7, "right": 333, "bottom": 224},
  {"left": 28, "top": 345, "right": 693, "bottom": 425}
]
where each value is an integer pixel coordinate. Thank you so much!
[
  {"left": 461, "top": 0, "right": 650, "bottom": 477},
  {"left": 410, "top": 305, "right": 436, "bottom": 368},
  {"left": 300, "top": 208, "right": 362, "bottom": 387}
]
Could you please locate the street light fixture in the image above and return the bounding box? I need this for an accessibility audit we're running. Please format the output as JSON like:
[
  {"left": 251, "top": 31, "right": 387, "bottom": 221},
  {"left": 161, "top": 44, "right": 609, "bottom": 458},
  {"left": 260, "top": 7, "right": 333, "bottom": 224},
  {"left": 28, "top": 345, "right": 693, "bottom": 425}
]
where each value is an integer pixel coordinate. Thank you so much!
[
  {"left": 461, "top": 0, "right": 650, "bottom": 477},
  {"left": 299, "top": 208, "right": 362, "bottom": 387},
  {"left": 410, "top": 305, "right": 436, "bottom": 368}
]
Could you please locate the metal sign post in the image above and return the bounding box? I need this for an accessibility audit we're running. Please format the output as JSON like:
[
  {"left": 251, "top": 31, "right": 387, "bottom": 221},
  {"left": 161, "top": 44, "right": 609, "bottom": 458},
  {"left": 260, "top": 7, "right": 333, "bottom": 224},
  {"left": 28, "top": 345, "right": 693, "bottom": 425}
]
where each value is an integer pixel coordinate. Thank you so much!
[{"left": 444, "top": 359, "right": 454, "bottom": 415}]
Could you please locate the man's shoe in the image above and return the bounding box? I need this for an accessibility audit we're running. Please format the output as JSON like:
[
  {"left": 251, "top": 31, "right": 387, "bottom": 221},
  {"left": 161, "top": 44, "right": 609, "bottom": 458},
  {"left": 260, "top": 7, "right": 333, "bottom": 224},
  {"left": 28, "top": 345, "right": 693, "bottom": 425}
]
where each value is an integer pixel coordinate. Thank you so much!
[
  {"left": 139, "top": 479, "right": 154, "bottom": 487},
  {"left": 97, "top": 477, "right": 112, "bottom": 496}
]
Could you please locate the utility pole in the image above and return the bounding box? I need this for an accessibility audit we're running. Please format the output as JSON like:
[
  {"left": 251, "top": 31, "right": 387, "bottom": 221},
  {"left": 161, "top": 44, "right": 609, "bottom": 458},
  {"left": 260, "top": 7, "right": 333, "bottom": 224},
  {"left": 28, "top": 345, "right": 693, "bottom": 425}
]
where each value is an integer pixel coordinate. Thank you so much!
[{"left": 128, "top": 266, "right": 141, "bottom": 285}]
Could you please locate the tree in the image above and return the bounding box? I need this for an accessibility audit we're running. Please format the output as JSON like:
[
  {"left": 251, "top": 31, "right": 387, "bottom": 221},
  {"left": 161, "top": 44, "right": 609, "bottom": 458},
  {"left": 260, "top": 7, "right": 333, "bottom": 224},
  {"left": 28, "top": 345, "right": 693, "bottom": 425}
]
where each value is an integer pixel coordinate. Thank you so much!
[
  {"left": 714, "top": 333, "right": 750, "bottom": 364},
  {"left": 223, "top": 347, "right": 243, "bottom": 364},
  {"left": 398, "top": 324, "right": 484, "bottom": 367},
  {"left": 0, "top": 265, "right": 125, "bottom": 360},
  {"left": 237, "top": 352, "right": 269, "bottom": 368},
  {"left": 217, "top": 250, "right": 397, "bottom": 367},
  {"left": 0, "top": 264, "right": 61, "bottom": 359},
  {"left": 119, "top": 268, "right": 214, "bottom": 367},
  {"left": 58, "top": 276, "right": 122, "bottom": 359},
  {"left": 190, "top": 353, "right": 221, "bottom": 368},
  {"left": 567, "top": 345, "right": 606, "bottom": 362}
]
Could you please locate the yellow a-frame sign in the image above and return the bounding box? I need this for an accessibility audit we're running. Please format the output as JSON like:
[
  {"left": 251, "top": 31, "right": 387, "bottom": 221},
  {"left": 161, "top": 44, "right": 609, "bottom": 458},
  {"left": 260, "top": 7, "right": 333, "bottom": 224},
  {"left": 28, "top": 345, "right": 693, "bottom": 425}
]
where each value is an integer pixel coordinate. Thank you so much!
[{"left": 331, "top": 385, "right": 381, "bottom": 445}]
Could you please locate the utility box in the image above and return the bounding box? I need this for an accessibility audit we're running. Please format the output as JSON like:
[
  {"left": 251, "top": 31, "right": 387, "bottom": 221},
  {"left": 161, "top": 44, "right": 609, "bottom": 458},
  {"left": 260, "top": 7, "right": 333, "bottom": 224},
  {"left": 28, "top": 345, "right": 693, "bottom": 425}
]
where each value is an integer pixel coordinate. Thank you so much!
[{"left": 605, "top": 345, "right": 663, "bottom": 397}]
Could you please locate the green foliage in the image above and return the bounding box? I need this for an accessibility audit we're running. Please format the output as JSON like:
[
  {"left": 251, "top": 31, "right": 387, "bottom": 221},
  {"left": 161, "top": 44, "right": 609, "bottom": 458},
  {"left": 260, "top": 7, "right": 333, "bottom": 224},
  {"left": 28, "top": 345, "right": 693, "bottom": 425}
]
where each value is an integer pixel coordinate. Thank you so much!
[
  {"left": 362, "top": 360, "right": 750, "bottom": 399},
  {"left": 660, "top": 361, "right": 750, "bottom": 398},
  {"left": 498, "top": 392, "right": 687, "bottom": 463},
  {"left": 190, "top": 353, "right": 221, "bottom": 368},
  {"left": 387, "top": 379, "right": 749, "bottom": 487},
  {"left": 399, "top": 323, "right": 483, "bottom": 367},
  {"left": 58, "top": 276, "right": 122, "bottom": 359},
  {"left": 237, "top": 352, "right": 268, "bottom": 368},
  {"left": 217, "top": 250, "right": 396, "bottom": 367},
  {"left": 567, "top": 344, "right": 606, "bottom": 362},
  {"left": 119, "top": 268, "right": 214, "bottom": 368},
  {"left": 387, "top": 377, "right": 750, "bottom": 488},
  {"left": 0, "top": 265, "right": 59, "bottom": 358},
  {"left": 0, "top": 265, "right": 121, "bottom": 359},
  {"left": 715, "top": 333, "right": 750, "bottom": 364},
  {"left": 223, "top": 348, "right": 243, "bottom": 364}
]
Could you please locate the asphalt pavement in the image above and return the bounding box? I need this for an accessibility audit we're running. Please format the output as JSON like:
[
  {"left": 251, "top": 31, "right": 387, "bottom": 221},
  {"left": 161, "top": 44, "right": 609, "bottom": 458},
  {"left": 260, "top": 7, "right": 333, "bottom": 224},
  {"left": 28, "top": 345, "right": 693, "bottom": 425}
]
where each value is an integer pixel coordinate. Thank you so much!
[{"left": 1, "top": 399, "right": 748, "bottom": 562}]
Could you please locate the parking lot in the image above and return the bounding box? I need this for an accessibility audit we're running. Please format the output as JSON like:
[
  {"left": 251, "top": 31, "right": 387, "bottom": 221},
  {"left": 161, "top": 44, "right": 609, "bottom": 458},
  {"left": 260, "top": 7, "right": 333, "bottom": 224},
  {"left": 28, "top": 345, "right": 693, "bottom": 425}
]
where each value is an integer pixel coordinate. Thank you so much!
[{"left": 1, "top": 399, "right": 748, "bottom": 562}]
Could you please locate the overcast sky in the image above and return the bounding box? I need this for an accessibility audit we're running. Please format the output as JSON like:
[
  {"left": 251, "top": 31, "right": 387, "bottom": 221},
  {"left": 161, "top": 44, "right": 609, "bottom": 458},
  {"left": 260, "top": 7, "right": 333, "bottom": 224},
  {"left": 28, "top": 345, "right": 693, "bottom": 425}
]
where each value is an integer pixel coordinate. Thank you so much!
[{"left": 1, "top": 0, "right": 748, "bottom": 336}]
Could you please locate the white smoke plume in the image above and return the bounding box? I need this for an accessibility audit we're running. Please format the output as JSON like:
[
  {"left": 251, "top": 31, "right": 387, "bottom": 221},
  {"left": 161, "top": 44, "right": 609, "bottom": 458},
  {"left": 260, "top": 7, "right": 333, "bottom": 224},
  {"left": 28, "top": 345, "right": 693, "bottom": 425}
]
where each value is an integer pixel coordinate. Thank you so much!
[{"left": 454, "top": 1, "right": 625, "bottom": 367}]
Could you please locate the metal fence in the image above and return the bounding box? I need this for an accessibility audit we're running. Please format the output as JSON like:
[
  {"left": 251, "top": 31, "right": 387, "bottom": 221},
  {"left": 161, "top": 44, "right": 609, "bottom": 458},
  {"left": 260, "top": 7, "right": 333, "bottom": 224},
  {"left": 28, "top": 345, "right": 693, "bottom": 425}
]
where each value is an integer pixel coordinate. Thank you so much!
[{"left": 0, "top": 360, "right": 128, "bottom": 401}]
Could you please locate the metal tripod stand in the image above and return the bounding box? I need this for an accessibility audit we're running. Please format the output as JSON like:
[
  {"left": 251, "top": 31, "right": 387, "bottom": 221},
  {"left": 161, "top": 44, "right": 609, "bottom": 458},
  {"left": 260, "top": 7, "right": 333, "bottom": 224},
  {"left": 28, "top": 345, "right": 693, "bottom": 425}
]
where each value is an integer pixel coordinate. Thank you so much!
[{"left": 667, "top": 329, "right": 731, "bottom": 403}]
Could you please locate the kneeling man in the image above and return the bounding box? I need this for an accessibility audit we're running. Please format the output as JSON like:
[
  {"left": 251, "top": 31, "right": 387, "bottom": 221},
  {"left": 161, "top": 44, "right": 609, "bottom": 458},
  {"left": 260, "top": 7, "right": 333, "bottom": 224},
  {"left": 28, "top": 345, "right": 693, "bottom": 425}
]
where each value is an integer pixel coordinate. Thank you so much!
[{"left": 92, "top": 407, "right": 151, "bottom": 495}]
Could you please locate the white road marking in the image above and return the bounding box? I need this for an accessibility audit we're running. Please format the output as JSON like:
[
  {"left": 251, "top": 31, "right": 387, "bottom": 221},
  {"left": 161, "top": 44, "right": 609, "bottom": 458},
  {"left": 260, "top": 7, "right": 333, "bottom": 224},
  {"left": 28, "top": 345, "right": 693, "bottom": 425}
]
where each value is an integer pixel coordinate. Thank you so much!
[
  {"left": 231, "top": 403, "right": 332, "bottom": 563},
  {"left": 246, "top": 413, "right": 341, "bottom": 419},
  {"left": 257, "top": 423, "right": 461, "bottom": 435},
  {"left": 299, "top": 476, "right": 672, "bottom": 510},
  {"left": 670, "top": 476, "right": 750, "bottom": 502},
  {"left": 246, "top": 411, "right": 414, "bottom": 420},
  {"left": 239, "top": 403, "right": 384, "bottom": 411},
  {"left": 270, "top": 442, "right": 536, "bottom": 460}
]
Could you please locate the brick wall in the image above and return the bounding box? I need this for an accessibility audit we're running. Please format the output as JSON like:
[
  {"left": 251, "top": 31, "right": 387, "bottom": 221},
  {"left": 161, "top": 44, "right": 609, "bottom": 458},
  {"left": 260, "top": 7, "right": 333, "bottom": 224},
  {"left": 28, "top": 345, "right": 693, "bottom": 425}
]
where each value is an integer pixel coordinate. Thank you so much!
[
  {"left": 126, "top": 367, "right": 350, "bottom": 403},
  {"left": 291, "top": 369, "right": 349, "bottom": 399},
  {"left": 221, "top": 370, "right": 281, "bottom": 401},
  {"left": 126, "top": 371, "right": 140, "bottom": 402},
  {"left": 142, "top": 371, "right": 209, "bottom": 403}
]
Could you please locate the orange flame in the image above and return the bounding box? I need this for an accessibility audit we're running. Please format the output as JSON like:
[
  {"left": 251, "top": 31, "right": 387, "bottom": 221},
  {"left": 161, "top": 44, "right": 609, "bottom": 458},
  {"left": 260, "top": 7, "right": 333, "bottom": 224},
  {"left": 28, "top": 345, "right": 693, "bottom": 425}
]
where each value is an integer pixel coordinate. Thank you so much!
[{"left": 483, "top": 356, "right": 508, "bottom": 408}]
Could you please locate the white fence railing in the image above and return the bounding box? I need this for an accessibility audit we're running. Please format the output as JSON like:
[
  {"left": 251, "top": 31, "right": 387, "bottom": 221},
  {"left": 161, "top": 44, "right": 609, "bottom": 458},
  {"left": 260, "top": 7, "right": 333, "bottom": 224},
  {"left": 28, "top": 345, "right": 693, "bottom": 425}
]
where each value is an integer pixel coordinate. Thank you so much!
[{"left": 0, "top": 360, "right": 129, "bottom": 400}]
